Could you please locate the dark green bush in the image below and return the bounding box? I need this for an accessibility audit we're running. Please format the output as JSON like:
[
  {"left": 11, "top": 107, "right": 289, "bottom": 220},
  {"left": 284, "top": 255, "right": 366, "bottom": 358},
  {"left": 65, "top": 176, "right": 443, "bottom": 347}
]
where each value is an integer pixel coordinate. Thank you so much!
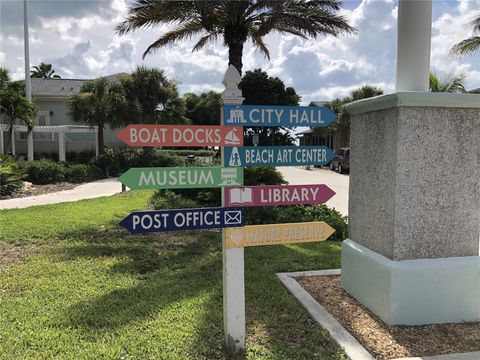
[
  {"left": 0, "top": 159, "right": 26, "bottom": 197},
  {"left": 151, "top": 190, "right": 200, "bottom": 210},
  {"left": 93, "top": 147, "right": 184, "bottom": 176},
  {"left": 19, "top": 159, "right": 65, "bottom": 184},
  {"left": 64, "top": 164, "right": 88, "bottom": 182}
]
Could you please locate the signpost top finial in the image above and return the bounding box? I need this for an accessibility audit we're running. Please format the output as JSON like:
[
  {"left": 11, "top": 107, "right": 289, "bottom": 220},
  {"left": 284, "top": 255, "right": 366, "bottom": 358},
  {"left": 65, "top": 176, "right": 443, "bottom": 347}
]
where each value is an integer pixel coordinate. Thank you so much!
[
  {"left": 223, "top": 64, "right": 241, "bottom": 87},
  {"left": 222, "top": 64, "right": 244, "bottom": 104}
]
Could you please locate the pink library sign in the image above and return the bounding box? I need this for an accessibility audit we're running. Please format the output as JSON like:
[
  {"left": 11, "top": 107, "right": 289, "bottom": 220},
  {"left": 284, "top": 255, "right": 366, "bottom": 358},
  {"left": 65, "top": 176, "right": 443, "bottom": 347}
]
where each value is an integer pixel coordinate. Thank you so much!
[{"left": 225, "top": 184, "right": 335, "bottom": 208}]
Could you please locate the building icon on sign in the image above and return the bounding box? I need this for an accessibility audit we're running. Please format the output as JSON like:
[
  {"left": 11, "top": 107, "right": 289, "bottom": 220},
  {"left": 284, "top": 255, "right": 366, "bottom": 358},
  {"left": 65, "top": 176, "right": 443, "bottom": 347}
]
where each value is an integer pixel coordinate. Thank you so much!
[
  {"left": 226, "top": 106, "right": 246, "bottom": 124},
  {"left": 220, "top": 168, "right": 241, "bottom": 185}
]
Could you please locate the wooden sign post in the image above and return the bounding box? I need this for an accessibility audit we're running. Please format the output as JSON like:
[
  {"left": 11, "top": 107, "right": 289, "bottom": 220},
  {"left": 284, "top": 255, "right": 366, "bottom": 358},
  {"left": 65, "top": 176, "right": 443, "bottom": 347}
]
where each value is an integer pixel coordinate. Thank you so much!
[{"left": 221, "top": 65, "right": 246, "bottom": 354}]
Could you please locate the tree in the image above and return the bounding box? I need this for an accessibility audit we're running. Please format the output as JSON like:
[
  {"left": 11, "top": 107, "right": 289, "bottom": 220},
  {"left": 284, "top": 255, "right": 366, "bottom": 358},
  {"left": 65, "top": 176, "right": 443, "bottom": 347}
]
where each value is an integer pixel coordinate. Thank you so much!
[
  {"left": 119, "top": 66, "right": 187, "bottom": 125},
  {"left": 0, "top": 67, "right": 37, "bottom": 152},
  {"left": 429, "top": 71, "right": 466, "bottom": 93},
  {"left": 318, "top": 85, "right": 383, "bottom": 147},
  {"left": 183, "top": 91, "right": 221, "bottom": 125},
  {"left": 30, "top": 63, "right": 61, "bottom": 79},
  {"left": 450, "top": 15, "right": 480, "bottom": 57},
  {"left": 117, "top": 0, "right": 356, "bottom": 74},
  {"left": 239, "top": 69, "right": 300, "bottom": 146},
  {"left": 67, "top": 78, "right": 124, "bottom": 155}
]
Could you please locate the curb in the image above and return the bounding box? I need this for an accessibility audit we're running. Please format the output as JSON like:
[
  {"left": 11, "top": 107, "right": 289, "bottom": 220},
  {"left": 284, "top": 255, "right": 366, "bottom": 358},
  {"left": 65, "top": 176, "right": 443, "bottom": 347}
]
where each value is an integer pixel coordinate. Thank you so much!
[{"left": 276, "top": 269, "right": 480, "bottom": 360}]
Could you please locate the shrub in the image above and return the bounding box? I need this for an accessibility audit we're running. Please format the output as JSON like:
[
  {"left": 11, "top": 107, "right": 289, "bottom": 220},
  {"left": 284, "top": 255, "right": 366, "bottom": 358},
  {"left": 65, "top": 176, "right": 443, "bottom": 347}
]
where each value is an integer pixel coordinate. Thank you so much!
[
  {"left": 244, "top": 166, "right": 287, "bottom": 186},
  {"left": 64, "top": 164, "right": 88, "bottom": 182},
  {"left": 93, "top": 147, "right": 184, "bottom": 176},
  {"left": 0, "top": 162, "right": 26, "bottom": 197},
  {"left": 19, "top": 159, "right": 65, "bottom": 184},
  {"left": 151, "top": 190, "right": 200, "bottom": 210}
]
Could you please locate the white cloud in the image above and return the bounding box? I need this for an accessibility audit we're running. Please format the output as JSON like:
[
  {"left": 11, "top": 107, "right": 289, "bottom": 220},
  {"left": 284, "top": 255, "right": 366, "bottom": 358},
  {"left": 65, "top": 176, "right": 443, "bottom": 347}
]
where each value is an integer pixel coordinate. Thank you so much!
[{"left": 1, "top": 0, "right": 479, "bottom": 101}]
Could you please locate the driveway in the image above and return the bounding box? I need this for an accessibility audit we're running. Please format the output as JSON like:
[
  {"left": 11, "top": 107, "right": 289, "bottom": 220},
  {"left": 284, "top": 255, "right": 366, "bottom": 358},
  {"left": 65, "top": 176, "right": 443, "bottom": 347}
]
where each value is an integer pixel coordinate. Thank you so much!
[
  {"left": 277, "top": 167, "right": 349, "bottom": 216},
  {"left": 0, "top": 178, "right": 125, "bottom": 210}
]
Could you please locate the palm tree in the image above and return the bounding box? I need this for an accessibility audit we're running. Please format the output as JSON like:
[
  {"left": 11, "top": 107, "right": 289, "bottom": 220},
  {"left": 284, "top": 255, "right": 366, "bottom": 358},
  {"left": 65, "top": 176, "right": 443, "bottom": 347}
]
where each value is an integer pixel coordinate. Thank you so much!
[
  {"left": 67, "top": 78, "right": 125, "bottom": 155},
  {"left": 30, "top": 63, "right": 61, "bottom": 79},
  {"left": 117, "top": 0, "right": 356, "bottom": 74},
  {"left": 119, "top": 66, "right": 187, "bottom": 125},
  {"left": 429, "top": 71, "right": 466, "bottom": 93},
  {"left": 0, "top": 67, "right": 37, "bottom": 152},
  {"left": 317, "top": 85, "right": 383, "bottom": 147},
  {"left": 450, "top": 15, "right": 480, "bottom": 57}
]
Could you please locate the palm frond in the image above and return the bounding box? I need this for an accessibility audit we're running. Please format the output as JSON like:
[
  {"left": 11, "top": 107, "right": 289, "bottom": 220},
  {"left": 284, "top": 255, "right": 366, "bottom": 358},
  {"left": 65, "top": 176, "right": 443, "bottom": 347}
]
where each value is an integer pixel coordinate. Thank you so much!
[
  {"left": 143, "top": 20, "right": 207, "bottom": 58},
  {"left": 450, "top": 36, "right": 480, "bottom": 56},
  {"left": 192, "top": 33, "right": 218, "bottom": 52}
]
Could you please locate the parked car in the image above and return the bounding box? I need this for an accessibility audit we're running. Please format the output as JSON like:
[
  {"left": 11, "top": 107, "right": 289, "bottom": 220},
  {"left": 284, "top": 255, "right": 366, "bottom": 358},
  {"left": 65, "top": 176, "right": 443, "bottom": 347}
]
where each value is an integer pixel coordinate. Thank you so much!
[{"left": 329, "top": 147, "right": 350, "bottom": 174}]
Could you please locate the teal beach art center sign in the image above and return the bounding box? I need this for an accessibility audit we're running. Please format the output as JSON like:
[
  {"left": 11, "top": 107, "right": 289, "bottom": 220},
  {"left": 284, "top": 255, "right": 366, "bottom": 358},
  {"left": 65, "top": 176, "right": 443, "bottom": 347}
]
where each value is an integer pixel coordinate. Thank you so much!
[{"left": 223, "top": 146, "right": 335, "bottom": 167}]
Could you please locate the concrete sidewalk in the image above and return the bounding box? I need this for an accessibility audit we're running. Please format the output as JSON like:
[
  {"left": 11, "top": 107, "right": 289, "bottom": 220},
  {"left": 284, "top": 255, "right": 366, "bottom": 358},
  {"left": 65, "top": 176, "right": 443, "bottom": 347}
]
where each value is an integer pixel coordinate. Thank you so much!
[
  {"left": 277, "top": 167, "right": 349, "bottom": 216},
  {"left": 0, "top": 178, "right": 125, "bottom": 210}
]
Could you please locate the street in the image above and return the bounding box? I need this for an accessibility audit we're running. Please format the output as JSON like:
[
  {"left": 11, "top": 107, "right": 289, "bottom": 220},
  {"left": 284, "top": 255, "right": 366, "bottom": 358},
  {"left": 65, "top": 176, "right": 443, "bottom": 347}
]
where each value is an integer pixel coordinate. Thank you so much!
[{"left": 277, "top": 167, "right": 349, "bottom": 216}]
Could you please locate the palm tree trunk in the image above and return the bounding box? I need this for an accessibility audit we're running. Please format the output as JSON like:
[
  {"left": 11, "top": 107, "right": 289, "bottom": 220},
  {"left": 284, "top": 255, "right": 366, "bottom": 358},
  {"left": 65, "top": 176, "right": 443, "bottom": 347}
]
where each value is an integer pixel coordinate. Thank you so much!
[
  {"left": 228, "top": 42, "right": 244, "bottom": 75},
  {"left": 97, "top": 125, "right": 105, "bottom": 155}
]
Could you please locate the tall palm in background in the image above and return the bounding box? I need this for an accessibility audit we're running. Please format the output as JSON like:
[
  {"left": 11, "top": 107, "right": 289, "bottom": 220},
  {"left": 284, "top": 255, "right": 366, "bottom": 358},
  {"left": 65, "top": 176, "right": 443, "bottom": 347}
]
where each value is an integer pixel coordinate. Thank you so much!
[
  {"left": 429, "top": 71, "right": 466, "bottom": 93},
  {"left": 30, "top": 63, "right": 61, "bottom": 79},
  {"left": 117, "top": 0, "right": 356, "bottom": 74},
  {"left": 68, "top": 79, "right": 124, "bottom": 155},
  {"left": 317, "top": 85, "right": 383, "bottom": 147},
  {"left": 0, "top": 67, "right": 37, "bottom": 152},
  {"left": 119, "top": 66, "right": 187, "bottom": 125},
  {"left": 450, "top": 14, "right": 480, "bottom": 57}
]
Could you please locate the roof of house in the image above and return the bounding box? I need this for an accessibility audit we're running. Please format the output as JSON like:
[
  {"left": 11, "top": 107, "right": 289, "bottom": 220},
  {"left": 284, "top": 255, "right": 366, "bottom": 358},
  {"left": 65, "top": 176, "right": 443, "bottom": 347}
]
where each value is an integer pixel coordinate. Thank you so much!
[
  {"left": 31, "top": 73, "right": 126, "bottom": 97},
  {"left": 469, "top": 88, "right": 480, "bottom": 94}
]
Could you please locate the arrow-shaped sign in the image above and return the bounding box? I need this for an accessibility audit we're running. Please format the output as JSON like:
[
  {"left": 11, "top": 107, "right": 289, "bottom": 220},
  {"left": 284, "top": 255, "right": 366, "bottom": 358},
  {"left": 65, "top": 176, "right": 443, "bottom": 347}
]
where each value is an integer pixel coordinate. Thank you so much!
[
  {"left": 224, "top": 146, "right": 335, "bottom": 167},
  {"left": 120, "top": 207, "right": 245, "bottom": 234},
  {"left": 117, "top": 124, "right": 243, "bottom": 147},
  {"left": 225, "top": 184, "right": 335, "bottom": 207},
  {"left": 225, "top": 221, "right": 335, "bottom": 248},
  {"left": 118, "top": 166, "right": 243, "bottom": 190},
  {"left": 224, "top": 105, "right": 336, "bottom": 127}
]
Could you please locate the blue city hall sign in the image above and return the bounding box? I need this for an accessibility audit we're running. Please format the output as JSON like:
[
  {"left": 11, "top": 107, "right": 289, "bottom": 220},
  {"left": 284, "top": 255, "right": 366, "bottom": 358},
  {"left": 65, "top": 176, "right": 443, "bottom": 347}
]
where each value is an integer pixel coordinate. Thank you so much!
[
  {"left": 223, "top": 104, "right": 336, "bottom": 127},
  {"left": 223, "top": 146, "right": 335, "bottom": 167},
  {"left": 120, "top": 207, "right": 245, "bottom": 234}
]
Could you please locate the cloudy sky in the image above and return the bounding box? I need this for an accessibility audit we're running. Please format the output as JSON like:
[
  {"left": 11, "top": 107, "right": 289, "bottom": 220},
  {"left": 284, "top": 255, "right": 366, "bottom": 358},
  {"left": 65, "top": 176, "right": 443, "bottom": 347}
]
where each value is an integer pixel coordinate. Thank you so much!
[{"left": 1, "top": 0, "right": 479, "bottom": 104}]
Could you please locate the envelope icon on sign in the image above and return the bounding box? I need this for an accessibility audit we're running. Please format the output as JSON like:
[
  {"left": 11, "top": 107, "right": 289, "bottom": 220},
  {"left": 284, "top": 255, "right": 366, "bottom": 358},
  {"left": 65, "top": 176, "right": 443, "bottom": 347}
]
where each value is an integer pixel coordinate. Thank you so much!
[{"left": 224, "top": 210, "right": 242, "bottom": 225}]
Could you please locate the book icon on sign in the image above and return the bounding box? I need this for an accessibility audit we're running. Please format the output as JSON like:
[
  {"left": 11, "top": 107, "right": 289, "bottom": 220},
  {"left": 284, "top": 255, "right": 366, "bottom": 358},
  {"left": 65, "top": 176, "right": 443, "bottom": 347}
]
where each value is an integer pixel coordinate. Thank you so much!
[{"left": 229, "top": 188, "right": 253, "bottom": 205}]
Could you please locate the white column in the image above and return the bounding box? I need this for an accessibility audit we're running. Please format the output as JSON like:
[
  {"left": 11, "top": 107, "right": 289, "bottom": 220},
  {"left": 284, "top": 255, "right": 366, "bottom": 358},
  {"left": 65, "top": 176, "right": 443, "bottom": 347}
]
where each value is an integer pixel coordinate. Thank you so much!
[
  {"left": 27, "top": 131, "right": 33, "bottom": 160},
  {"left": 11, "top": 128, "right": 16, "bottom": 155},
  {"left": 58, "top": 131, "right": 66, "bottom": 162},
  {"left": 94, "top": 130, "right": 99, "bottom": 157},
  {"left": 395, "top": 0, "right": 432, "bottom": 92},
  {"left": 0, "top": 129, "right": 4, "bottom": 155},
  {"left": 221, "top": 65, "right": 246, "bottom": 355}
]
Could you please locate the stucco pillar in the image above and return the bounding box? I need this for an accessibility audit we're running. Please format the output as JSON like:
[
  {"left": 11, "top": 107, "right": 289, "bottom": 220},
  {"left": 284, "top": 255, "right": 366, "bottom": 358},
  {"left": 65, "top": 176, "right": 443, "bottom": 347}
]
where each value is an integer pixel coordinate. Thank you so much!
[
  {"left": 341, "top": 93, "right": 480, "bottom": 325},
  {"left": 58, "top": 131, "right": 66, "bottom": 162}
]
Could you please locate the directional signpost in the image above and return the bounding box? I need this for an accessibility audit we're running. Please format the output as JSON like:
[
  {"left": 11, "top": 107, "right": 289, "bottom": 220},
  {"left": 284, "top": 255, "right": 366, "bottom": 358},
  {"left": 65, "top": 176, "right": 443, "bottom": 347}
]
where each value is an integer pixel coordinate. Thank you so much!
[
  {"left": 116, "top": 65, "right": 339, "bottom": 355},
  {"left": 225, "top": 221, "right": 335, "bottom": 248},
  {"left": 118, "top": 166, "right": 243, "bottom": 190},
  {"left": 224, "top": 146, "right": 335, "bottom": 167},
  {"left": 225, "top": 184, "right": 335, "bottom": 207},
  {"left": 224, "top": 104, "right": 336, "bottom": 127},
  {"left": 117, "top": 124, "right": 243, "bottom": 147},
  {"left": 120, "top": 207, "right": 244, "bottom": 234}
]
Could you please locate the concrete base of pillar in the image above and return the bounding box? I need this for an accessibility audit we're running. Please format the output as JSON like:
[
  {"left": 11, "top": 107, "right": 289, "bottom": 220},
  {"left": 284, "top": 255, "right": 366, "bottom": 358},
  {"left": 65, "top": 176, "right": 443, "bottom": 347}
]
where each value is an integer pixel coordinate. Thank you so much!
[{"left": 341, "top": 239, "right": 480, "bottom": 326}]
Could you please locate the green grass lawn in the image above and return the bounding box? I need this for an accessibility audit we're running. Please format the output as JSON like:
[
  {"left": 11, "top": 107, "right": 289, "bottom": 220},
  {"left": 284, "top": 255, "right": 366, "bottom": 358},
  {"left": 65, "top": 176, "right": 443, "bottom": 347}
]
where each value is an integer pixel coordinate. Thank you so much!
[{"left": 0, "top": 191, "right": 346, "bottom": 359}]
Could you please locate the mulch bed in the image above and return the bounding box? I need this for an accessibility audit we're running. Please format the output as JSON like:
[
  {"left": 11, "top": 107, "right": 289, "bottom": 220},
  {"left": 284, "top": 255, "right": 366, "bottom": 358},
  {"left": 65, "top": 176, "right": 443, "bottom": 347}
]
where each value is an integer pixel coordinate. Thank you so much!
[
  {"left": 1, "top": 182, "right": 81, "bottom": 200},
  {"left": 298, "top": 275, "right": 480, "bottom": 360}
]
